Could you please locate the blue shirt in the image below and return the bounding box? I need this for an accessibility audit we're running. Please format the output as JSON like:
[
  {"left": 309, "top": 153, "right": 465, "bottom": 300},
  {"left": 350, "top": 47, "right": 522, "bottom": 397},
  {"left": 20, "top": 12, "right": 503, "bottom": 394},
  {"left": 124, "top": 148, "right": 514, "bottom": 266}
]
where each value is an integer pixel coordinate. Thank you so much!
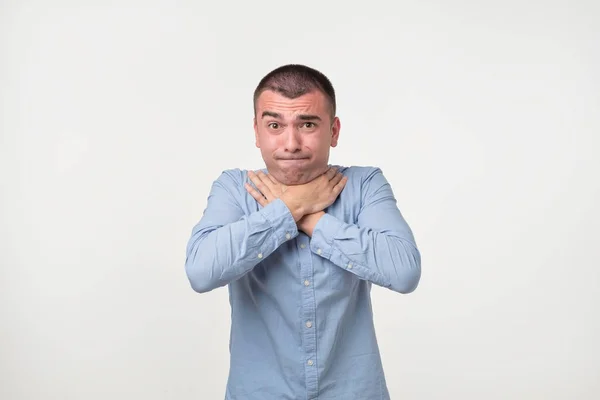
[{"left": 185, "top": 165, "right": 421, "bottom": 400}]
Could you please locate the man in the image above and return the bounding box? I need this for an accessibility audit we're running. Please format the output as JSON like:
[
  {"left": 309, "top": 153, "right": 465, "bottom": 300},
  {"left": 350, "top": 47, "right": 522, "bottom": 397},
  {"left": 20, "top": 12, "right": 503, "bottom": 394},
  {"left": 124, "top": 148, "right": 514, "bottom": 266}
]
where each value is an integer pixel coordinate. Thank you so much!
[{"left": 185, "top": 64, "right": 421, "bottom": 399}]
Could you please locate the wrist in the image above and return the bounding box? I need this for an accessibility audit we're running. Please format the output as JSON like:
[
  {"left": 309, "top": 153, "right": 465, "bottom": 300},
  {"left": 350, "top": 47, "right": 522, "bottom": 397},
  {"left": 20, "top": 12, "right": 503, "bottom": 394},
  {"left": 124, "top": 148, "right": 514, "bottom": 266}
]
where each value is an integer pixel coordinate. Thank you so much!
[
  {"left": 280, "top": 192, "right": 305, "bottom": 221},
  {"left": 298, "top": 211, "right": 325, "bottom": 237}
]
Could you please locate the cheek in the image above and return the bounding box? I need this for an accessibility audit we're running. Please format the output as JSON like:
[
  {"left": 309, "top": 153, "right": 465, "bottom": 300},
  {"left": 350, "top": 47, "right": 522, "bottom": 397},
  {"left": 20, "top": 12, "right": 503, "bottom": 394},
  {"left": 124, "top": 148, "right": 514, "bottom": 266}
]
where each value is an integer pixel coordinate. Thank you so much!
[
  {"left": 259, "top": 135, "right": 281, "bottom": 152},
  {"left": 306, "top": 135, "right": 330, "bottom": 153}
]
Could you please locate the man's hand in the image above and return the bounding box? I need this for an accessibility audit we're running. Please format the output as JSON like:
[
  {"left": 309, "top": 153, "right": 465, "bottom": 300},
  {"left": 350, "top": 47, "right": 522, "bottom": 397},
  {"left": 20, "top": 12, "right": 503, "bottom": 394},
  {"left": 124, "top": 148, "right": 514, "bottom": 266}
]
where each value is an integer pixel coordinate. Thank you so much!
[
  {"left": 244, "top": 170, "right": 288, "bottom": 207},
  {"left": 245, "top": 167, "right": 347, "bottom": 222},
  {"left": 280, "top": 168, "right": 347, "bottom": 220}
]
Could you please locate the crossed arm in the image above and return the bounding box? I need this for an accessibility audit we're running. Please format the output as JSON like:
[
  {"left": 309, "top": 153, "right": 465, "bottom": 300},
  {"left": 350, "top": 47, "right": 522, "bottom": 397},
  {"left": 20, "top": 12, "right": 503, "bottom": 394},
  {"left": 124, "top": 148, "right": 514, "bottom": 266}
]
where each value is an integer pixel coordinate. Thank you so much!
[{"left": 184, "top": 168, "right": 421, "bottom": 294}]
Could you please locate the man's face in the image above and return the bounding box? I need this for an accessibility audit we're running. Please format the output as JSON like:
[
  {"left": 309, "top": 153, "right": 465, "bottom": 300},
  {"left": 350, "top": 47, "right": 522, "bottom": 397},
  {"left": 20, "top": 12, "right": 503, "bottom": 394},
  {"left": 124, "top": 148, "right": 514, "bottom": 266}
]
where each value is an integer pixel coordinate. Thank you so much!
[{"left": 253, "top": 90, "right": 340, "bottom": 185}]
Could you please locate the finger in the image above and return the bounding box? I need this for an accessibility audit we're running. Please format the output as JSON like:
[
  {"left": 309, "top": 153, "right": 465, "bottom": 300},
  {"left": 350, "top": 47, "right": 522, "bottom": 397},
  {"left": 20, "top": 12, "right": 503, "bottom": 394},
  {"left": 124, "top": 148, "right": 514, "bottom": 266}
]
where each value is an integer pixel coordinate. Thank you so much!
[
  {"left": 331, "top": 171, "right": 344, "bottom": 186},
  {"left": 248, "top": 171, "right": 273, "bottom": 199},
  {"left": 325, "top": 167, "right": 338, "bottom": 180},
  {"left": 244, "top": 182, "right": 268, "bottom": 206},
  {"left": 256, "top": 171, "right": 276, "bottom": 192},
  {"left": 244, "top": 181, "right": 264, "bottom": 200},
  {"left": 332, "top": 175, "right": 348, "bottom": 194},
  {"left": 266, "top": 173, "right": 278, "bottom": 185},
  {"left": 255, "top": 171, "right": 275, "bottom": 194}
]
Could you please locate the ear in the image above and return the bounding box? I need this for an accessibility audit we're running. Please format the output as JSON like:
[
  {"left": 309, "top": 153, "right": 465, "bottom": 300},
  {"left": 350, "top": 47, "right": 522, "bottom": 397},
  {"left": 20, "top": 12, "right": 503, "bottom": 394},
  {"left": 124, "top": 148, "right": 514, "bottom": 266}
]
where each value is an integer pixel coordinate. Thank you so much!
[
  {"left": 254, "top": 117, "right": 260, "bottom": 148},
  {"left": 330, "top": 116, "right": 341, "bottom": 147}
]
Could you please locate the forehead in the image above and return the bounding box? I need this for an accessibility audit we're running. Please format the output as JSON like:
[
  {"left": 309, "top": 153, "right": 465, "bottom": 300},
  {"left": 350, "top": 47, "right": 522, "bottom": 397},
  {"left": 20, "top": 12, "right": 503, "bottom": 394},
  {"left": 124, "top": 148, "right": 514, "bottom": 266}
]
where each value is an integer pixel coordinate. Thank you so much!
[{"left": 256, "top": 90, "right": 329, "bottom": 117}]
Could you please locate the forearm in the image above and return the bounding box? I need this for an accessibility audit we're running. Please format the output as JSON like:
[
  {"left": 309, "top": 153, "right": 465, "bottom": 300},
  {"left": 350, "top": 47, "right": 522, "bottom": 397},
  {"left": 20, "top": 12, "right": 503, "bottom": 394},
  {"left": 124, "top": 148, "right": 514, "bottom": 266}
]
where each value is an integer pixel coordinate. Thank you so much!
[
  {"left": 297, "top": 211, "right": 325, "bottom": 237},
  {"left": 185, "top": 199, "right": 298, "bottom": 293},
  {"left": 310, "top": 213, "right": 421, "bottom": 293}
]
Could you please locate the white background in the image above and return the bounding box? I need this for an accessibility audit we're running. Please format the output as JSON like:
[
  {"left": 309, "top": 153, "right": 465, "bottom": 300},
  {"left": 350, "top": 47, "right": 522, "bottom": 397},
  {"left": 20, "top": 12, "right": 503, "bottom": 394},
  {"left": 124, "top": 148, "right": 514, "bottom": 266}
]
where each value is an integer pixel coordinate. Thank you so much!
[{"left": 1, "top": 1, "right": 599, "bottom": 399}]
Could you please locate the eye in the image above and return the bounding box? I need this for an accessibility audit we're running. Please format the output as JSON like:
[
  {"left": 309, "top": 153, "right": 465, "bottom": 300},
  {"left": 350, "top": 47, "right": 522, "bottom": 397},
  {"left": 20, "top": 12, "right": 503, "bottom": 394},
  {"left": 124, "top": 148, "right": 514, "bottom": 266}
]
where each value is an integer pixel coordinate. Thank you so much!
[
  {"left": 302, "top": 122, "right": 315, "bottom": 129},
  {"left": 268, "top": 122, "right": 280, "bottom": 129}
]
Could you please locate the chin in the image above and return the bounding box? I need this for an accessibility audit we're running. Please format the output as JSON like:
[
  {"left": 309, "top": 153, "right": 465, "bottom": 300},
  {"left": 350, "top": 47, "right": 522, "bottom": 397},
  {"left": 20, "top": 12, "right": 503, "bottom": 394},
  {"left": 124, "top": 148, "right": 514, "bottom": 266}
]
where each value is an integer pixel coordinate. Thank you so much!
[
  {"left": 266, "top": 160, "right": 328, "bottom": 185},
  {"left": 282, "top": 176, "right": 311, "bottom": 185},
  {"left": 280, "top": 169, "right": 322, "bottom": 186}
]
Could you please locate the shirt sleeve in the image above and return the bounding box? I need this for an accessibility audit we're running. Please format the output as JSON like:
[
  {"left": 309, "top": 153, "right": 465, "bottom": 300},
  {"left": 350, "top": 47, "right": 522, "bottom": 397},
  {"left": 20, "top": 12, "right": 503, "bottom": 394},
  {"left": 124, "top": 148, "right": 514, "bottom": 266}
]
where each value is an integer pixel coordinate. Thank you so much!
[
  {"left": 185, "top": 170, "right": 299, "bottom": 293},
  {"left": 309, "top": 167, "right": 421, "bottom": 293}
]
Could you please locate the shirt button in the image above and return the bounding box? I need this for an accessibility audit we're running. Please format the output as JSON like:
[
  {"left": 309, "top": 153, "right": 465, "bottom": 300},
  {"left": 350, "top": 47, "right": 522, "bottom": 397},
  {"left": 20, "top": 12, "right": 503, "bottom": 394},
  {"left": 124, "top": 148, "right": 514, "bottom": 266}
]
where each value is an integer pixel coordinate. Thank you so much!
[
  {"left": 285, "top": 233, "right": 291, "bottom": 240},
  {"left": 257, "top": 253, "right": 263, "bottom": 259},
  {"left": 306, "top": 321, "right": 312, "bottom": 328},
  {"left": 347, "top": 262, "right": 352, "bottom": 269},
  {"left": 300, "top": 244, "right": 306, "bottom": 249},
  {"left": 304, "top": 280, "right": 310, "bottom": 286},
  {"left": 307, "top": 359, "right": 313, "bottom": 366},
  {"left": 317, "top": 248, "right": 322, "bottom": 255}
]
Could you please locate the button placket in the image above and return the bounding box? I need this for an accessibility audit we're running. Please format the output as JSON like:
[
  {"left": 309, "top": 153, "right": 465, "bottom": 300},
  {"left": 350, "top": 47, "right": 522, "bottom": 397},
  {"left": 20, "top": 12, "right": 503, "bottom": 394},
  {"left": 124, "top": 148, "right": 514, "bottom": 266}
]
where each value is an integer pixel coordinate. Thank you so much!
[{"left": 298, "top": 235, "right": 318, "bottom": 396}]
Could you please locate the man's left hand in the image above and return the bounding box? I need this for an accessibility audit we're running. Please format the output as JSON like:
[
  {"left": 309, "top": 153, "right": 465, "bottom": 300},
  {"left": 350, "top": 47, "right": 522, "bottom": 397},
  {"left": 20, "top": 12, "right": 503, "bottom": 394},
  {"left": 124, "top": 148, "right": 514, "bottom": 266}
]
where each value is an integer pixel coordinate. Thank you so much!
[{"left": 245, "top": 170, "right": 287, "bottom": 207}]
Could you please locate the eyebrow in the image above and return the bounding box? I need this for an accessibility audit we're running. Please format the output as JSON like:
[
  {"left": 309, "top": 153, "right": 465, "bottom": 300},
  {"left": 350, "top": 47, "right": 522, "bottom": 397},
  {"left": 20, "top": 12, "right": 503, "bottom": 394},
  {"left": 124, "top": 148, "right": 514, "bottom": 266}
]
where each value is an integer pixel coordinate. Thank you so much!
[
  {"left": 297, "top": 114, "right": 322, "bottom": 121},
  {"left": 261, "top": 111, "right": 281, "bottom": 119},
  {"left": 261, "top": 111, "right": 322, "bottom": 121}
]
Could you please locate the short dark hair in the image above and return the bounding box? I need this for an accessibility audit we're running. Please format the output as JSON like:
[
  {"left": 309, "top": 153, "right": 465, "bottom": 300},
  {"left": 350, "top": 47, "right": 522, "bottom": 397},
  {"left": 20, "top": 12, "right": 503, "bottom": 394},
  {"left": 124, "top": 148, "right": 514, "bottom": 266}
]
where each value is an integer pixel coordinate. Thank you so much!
[{"left": 253, "top": 64, "right": 336, "bottom": 118}]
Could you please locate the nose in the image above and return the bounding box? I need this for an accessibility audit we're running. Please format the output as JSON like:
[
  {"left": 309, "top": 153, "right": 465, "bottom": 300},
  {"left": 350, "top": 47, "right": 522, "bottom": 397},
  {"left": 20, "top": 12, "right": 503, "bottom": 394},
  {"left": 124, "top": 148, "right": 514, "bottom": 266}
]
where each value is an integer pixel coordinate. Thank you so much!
[{"left": 283, "top": 128, "right": 302, "bottom": 153}]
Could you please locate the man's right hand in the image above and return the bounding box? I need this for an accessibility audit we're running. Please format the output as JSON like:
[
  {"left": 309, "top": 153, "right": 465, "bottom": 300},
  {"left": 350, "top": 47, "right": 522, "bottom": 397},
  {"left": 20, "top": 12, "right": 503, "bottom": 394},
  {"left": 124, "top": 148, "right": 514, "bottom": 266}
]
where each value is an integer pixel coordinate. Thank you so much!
[{"left": 280, "top": 167, "right": 348, "bottom": 221}]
